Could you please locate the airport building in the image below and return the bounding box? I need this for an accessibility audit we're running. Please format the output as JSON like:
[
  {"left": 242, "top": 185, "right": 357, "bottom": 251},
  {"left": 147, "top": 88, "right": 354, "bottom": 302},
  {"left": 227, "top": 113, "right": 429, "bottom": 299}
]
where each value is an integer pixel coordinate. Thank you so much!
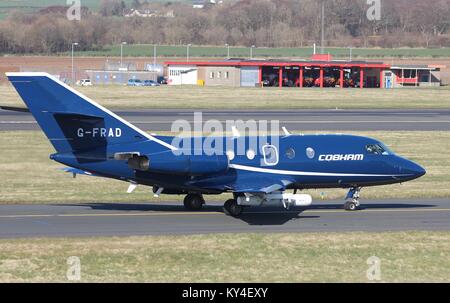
[
  {"left": 85, "top": 61, "right": 162, "bottom": 85},
  {"left": 85, "top": 70, "right": 159, "bottom": 85},
  {"left": 165, "top": 55, "right": 444, "bottom": 88},
  {"left": 389, "top": 65, "right": 443, "bottom": 87}
]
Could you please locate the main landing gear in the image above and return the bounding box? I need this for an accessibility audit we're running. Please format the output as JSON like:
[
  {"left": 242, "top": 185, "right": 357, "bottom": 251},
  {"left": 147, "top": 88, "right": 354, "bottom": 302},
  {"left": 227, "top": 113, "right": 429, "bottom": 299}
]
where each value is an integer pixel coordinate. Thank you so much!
[
  {"left": 223, "top": 199, "right": 243, "bottom": 217},
  {"left": 183, "top": 194, "right": 205, "bottom": 211},
  {"left": 344, "top": 187, "right": 361, "bottom": 211},
  {"left": 182, "top": 194, "right": 244, "bottom": 217}
]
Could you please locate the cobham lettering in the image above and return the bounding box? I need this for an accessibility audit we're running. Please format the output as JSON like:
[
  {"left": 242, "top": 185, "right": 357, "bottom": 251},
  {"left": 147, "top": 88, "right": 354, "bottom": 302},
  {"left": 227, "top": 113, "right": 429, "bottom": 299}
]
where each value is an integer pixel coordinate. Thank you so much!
[{"left": 318, "top": 154, "right": 364, "bottom": 162}]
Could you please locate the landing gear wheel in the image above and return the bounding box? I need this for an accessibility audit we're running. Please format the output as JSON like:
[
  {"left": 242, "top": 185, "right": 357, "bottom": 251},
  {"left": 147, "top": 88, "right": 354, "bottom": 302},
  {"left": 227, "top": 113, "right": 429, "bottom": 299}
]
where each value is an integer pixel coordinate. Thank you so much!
[
  {"left": 223, "top": 199, "right": 243, "bottom": 217},
  {"left": 183, "top": 194, "right": 204, "bottom": 211},
  {"left": 344, "top": 201, "right": 358, "bottom": 211},
  {"left": 344, "top": 187, "right": 361, "bottom": 211}
]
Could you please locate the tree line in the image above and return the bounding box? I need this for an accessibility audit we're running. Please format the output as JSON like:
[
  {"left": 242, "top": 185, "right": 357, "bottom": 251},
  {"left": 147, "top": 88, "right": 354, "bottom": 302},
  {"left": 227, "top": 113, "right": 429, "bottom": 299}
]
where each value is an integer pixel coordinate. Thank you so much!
[{"left": 0, "top": 0, "right": 448, "bottom": 54}]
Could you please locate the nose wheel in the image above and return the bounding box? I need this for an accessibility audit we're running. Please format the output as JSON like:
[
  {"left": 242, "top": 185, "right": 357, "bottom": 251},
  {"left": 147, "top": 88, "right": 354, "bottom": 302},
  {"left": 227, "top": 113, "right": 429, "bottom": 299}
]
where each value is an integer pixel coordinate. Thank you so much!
[
  {"left": 344, "top": 200, "right": 358, "bottom": 211},
  {"left": 344, "top": 187, "right": 361, "bottom": 211}
]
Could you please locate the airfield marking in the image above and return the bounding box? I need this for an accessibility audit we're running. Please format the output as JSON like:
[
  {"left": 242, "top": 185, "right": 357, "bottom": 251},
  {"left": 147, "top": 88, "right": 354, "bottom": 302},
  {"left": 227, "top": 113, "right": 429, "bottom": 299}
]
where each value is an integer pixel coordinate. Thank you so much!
[
  {"left": 120, "top": 120, "right": 450, "bottom": 124},
  {"left": 0, "top": 212, "right": 220, "bottom": 219},
  {"left": 0, "top": 208, "right": 449, "bottom": 219},
  {"left": 0, "top": 121, "right": 36, "bottom": 124},
  {"left": 2, "top": 120, "right": 450, "bottom": 124}
]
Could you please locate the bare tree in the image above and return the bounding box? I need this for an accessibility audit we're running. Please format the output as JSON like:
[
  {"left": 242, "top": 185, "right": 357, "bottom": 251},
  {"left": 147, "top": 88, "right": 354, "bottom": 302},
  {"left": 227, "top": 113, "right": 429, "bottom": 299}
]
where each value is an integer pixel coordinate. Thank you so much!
[{"left": 0, "top": 0, "right": 449, "bottom": 54}]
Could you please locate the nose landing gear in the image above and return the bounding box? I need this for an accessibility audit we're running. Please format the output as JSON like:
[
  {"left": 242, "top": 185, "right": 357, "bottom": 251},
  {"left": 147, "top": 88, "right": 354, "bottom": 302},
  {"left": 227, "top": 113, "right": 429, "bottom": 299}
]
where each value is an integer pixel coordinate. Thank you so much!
[{"left": 344, "top": 187, "right": 361, "bottom": 211}]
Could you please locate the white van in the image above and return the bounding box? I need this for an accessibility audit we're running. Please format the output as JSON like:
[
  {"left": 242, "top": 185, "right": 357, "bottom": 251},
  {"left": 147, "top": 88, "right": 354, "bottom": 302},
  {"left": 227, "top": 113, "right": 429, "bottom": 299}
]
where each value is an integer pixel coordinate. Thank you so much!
[{"left": 77, "top": 79, "right": 93, "bottom": 86}]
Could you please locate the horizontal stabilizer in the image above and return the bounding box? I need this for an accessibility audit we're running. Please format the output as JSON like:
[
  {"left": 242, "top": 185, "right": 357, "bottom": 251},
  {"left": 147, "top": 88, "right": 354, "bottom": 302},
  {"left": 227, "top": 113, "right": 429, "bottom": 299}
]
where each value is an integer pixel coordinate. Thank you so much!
[
  {"left": 61, "top": 167, "right": 97, "bottom": 177},
  {"left": 0, "top": 106, "right": 30, "bottom": 113}
]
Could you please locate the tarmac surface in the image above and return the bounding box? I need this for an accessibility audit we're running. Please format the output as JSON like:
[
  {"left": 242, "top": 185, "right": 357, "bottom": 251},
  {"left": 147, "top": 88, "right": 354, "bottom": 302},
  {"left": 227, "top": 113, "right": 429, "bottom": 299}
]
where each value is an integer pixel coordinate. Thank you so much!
[
  {"left": 0, "top": 199, "right": 449, "bottom": 238},
  {"left": 1, "top": 108, "right": 449, "bottom": 238},
  {"left": 2, "top": 109, "right": 450, "bottom": 131}
]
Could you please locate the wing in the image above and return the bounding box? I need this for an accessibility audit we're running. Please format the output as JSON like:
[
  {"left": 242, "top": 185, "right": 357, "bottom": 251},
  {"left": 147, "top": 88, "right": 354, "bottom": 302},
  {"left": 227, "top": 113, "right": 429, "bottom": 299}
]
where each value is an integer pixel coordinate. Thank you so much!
[{"left": 231, "top": 175, "right": 294, "bottom": 194}]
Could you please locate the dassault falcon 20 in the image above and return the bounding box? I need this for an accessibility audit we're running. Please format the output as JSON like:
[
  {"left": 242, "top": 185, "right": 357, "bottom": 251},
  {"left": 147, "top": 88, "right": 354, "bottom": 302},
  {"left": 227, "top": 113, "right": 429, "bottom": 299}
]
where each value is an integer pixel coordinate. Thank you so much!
[{"left": 5, "top": 72, "right": 426, "bottom": 216}]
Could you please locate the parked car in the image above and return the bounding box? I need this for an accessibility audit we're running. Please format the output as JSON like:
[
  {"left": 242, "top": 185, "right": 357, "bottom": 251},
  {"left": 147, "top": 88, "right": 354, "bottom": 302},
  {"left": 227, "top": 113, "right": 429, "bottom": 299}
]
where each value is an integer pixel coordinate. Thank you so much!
[
  {"left": 127, "top": 79, "right": 144, "bottom": 86},
  {"left": 158, "top": 77, "right": 168, "bottom": 85},
  {"left": 76, "top": 79, "right": 93, "bottom": 86},
  {"left": 143, "top": 80, "right": 160, "bottom": 87}
]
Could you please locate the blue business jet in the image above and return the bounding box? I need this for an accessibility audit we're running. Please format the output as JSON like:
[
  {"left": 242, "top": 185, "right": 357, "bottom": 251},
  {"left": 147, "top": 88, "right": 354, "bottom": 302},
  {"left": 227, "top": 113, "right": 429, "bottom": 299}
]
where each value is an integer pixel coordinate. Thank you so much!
[{"left": 6, "top": 73, "right": 426, "bottom": 216}]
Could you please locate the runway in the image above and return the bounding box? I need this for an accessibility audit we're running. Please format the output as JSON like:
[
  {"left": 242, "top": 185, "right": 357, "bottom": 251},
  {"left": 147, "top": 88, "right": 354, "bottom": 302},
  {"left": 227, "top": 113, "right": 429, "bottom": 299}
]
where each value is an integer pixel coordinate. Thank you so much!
[
  {"left": 0, "top": 199, "right": 449, "bottom": 238},
  {"left": 1, "top": 108, "right": 449, "bottom": 238},
  {"left": 2, "top": 109, "right": 450, "bottom": 131}
]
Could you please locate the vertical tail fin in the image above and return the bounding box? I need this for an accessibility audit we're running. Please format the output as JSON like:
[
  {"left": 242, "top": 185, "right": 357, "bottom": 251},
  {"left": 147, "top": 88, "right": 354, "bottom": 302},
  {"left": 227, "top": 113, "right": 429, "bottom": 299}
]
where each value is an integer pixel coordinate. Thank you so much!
[{"left": 6, "top": 72, "right": 175, "bottom": 153}]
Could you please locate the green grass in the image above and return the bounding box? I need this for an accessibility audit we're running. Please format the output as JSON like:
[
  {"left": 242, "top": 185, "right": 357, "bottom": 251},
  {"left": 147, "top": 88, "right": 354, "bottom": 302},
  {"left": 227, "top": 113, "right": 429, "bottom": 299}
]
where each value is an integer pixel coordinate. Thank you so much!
[
  {"left": 0, "top": 130, "right": 448, "bottom": 204},
  {"left": 2, "top": 84, "right": 450, "bottom": 110},
  {"left": 0, "top": 0, "right": 188, "bottom": 20},
  {"left": 0, "top": 0, "right": 95, "bottom": 20},
  {"left": 0, "top": 0, "right": 148, "bottom": 11},
  {"left": 74, "top": 45, "right": 450, "bottom": 58},
  {"left": 0, "top": 232, "right": 449, "bottom": 282}
]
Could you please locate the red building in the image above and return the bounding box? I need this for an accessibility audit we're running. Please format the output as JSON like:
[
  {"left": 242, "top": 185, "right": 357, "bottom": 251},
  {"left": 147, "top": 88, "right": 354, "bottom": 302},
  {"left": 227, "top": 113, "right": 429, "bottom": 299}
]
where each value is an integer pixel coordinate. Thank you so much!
[{"left": 166, "top": 56, "right": 390, "bottom": 88}]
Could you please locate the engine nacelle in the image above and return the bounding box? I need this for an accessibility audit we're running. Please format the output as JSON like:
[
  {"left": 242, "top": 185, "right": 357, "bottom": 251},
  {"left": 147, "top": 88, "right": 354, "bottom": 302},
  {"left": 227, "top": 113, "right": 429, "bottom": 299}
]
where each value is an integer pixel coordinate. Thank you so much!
[
  {"left": 127, "top": 152, "right": 229, "bottom": 176},
  {"left": 127, "top": 154, "right": 150, "bottom": 171},
  {"left": 237, "top": 193, "right": 312, "bottom": 208}
]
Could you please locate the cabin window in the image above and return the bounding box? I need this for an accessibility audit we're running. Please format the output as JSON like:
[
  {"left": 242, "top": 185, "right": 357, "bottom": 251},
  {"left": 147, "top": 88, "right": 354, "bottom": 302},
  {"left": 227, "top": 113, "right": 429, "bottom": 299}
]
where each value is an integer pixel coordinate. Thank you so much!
[
  {"left": 285, "top": 148, "right": 295, "bottom": 159},
  {"left": 262, "top": 144, "right": 279, "bottom": 166},
  {"left": 226, "top": 150, "right": 235, "bottom": 161},
  {"left": 365, "top": 144, "right": 389, "bottom": 155},
  {"left": 306, "top": 147, "right": 315, "bottom": 159},
  {"left": 246, "top": 149, "right": 256, "bottom": 160}
]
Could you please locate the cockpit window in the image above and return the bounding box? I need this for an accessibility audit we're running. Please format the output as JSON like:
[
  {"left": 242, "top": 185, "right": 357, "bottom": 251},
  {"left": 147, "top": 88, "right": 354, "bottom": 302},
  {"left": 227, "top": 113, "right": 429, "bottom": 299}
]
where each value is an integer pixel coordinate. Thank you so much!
[{"left": 365, "top": 144, "right": 390, "bottom": 155}]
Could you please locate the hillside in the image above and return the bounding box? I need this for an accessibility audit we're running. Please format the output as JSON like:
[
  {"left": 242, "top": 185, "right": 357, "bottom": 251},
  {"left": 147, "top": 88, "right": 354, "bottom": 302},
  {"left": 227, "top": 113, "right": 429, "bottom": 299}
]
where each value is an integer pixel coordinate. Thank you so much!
[
  {"left": 0, "top": 0, "right": 448, "bottom": 52},
  {"left": 0, "top": 0, "right": 188, "bottom": 19}
]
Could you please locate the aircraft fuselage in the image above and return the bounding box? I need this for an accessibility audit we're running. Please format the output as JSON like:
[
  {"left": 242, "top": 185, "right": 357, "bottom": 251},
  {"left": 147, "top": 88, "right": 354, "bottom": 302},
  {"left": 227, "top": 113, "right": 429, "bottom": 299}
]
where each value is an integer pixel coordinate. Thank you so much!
[{"left": 51, "top": 133, "right": 425, "bottom": 194}]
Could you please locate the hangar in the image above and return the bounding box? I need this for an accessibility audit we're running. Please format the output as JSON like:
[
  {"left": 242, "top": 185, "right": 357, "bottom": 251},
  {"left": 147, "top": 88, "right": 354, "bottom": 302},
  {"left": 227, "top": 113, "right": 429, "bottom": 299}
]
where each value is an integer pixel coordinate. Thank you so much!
[
  {"left": 166, "top": 55, "right": 390, "bottom": 88},
  {"left": 165, "top": 56, "right": 444, "bottom": 88}
]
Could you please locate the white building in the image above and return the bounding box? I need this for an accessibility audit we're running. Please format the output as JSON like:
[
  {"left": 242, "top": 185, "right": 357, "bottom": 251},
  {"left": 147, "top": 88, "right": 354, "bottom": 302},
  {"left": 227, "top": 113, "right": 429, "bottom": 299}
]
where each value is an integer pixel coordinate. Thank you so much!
[
  {"left": 168, "top": 65, "right": 198, "bottom": 85},
  {"left": 193, "top": 0, "right": 219, "bottom": 9},
  {"left": 124, "top": 9, "right": 174, "bottom": 18}
]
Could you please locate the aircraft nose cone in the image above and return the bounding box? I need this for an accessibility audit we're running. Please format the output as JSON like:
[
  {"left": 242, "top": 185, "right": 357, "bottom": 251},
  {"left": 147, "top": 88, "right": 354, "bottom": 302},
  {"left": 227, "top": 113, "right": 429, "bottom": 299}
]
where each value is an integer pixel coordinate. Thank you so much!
[
  {"left": 413, "top": 163, "right": 426, "bottom": 178},
  {"left": 403, "top": 160, "right": 426, "bottom": 178}
]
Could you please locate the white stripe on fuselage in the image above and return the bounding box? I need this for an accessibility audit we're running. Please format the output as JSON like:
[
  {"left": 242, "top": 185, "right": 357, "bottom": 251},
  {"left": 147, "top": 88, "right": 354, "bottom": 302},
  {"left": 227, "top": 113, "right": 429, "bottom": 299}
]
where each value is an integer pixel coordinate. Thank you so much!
[{"left": 229, "top": 164, "right": 411, "bottom": 177}]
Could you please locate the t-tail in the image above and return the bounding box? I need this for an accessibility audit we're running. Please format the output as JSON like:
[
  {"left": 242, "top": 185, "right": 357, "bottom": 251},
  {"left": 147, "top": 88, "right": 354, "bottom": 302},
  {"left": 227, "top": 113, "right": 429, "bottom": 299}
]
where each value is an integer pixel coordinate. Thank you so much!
[{"left": 6, "top": 72, "right": 175, "bottom": 156}]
